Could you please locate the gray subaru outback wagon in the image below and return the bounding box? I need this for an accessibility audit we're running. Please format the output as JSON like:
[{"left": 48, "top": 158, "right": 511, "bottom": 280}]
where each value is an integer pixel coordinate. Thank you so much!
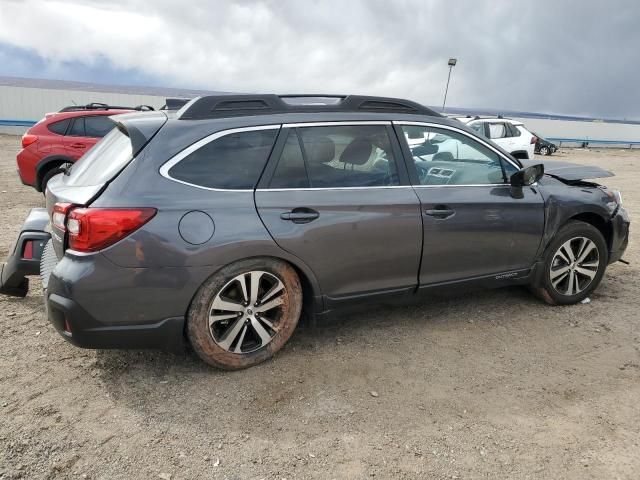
[{"left": 0, "top": 95, "right": 630, "bottom": 369}]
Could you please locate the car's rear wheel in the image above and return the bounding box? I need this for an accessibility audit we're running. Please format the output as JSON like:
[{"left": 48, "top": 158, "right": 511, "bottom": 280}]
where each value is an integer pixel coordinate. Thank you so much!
[
  {"left": 533, "top": 221, "right": 607, "bottom": 305},
  {"left": 540, "top": 146, "right": 551, "bottom": 156},
  {"left": 187, "top": 258, "right": 302, "bottom": 370}
]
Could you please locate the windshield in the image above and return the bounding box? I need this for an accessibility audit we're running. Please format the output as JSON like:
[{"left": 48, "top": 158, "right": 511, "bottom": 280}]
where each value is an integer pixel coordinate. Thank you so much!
[{"left": 65, "top": 128, "right": 133, "bottom": 187}]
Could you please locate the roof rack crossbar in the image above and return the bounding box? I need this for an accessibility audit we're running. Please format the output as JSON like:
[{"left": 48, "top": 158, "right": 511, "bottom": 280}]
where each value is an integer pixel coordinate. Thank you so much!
[
  {"left": 178, "top": 94, "right": 441, "bottom": 120},
  {"left": 59, "top": 103, "right": 155, "bottom": 112}
]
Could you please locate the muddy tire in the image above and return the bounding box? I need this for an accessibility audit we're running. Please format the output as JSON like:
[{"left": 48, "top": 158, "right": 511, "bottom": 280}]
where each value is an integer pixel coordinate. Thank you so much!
[
  {"left": 187, "top": 257, "right": 302, "bottom": 370},
  {"left": 534, "top": 221, "right": 608, "bottom": 305}
]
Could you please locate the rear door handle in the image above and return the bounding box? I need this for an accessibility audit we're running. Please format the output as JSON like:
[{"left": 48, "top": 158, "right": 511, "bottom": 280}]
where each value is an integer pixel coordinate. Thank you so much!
[
  {"left": 424, "top": 206, "right": 455, "bottom": 219},
  {"left": 70, "top": 143, "right": 86, "bottom": 149},
  {"left": 280, "top": 208, "right": 320, "bottom": 224}
]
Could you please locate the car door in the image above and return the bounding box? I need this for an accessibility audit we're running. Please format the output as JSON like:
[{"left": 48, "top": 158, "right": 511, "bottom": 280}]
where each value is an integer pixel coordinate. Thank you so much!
[
  {"left": 394, "top": 122, "right": 545, "bottom": 286},
  {"left": 255, "top": 122, "right": 423, "bottom": 303},
  {"left": 63, "top": 115, "right": 114, "bottom": 158},
  {"left": 63, "top": 117, "right": 92, "bottom": 158}
]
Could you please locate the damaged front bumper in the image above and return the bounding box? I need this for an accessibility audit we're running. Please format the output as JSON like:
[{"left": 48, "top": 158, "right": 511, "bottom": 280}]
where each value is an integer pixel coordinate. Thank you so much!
[
  {"left": 0, "top": 208, "right": 50, "bottom": 297},
  {"left": 609, "top": 205, "right": 630, "bottom": 264}
]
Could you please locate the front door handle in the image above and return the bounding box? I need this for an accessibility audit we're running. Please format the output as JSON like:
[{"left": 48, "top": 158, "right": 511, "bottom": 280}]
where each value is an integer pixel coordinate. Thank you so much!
[
  {"left": 280, "top": 208, "right": 320, "bottom": 224},
  {"left": 70, "top": 143, "right": 86, "bottom": 149},
  {"left": 425, "top": 206, "right": 455, "bottom": 219}
]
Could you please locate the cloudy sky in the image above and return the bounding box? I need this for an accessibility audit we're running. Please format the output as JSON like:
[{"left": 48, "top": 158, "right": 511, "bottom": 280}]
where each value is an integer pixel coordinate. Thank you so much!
[{"left": 0, "top": 0, "right": 639, "bottom": 119}]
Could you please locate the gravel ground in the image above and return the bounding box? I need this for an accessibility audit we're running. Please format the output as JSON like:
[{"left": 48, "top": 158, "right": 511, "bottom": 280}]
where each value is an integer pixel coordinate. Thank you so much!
[{"left": 0, "top": 135, "right": 638, "bottom": 480}]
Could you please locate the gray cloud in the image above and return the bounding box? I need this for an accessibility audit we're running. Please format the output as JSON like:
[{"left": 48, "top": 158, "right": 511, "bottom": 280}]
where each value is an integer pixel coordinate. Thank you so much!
[{"left": 0, "top": 0, "right": 638, "bottom": 118}]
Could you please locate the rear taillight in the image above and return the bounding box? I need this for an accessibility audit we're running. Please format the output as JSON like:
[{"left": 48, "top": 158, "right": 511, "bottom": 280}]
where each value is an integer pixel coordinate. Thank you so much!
[
  {"left": 52, "top": 203, "right": 73, "bottom": 231},
  {"left": 531, "top": 136, "right": 538, "bottom": 144},
  {"left": 66, "top": 208, "right": 157, "bottom": 252},
  {"left": 21, "top": 134, "right": 38, "bottom": 148}
]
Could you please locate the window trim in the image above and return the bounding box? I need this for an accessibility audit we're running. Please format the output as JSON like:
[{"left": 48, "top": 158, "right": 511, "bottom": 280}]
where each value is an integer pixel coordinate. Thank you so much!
[
  {"left": 392, "top": 121, "right": 521, "bottom": 188},
  {"left": 159, "top": 120, "right": 521, "bottom": 192},
  {"left": 161, "top": 121, "right": 410, "bottom": 192}
]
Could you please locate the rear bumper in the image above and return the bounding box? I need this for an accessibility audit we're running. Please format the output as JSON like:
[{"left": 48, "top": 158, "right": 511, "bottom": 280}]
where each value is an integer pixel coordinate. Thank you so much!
[
  {"left": 609, "top": 206, "right": 630, "bottom": 264},
  {"left": 16, "top": 148, "right": 38, "bottom": 187},
  {"left": 42, "top": 246, "right": 208, "bottom": 352},
  {"left": 46, "top": 292, "right": 185, "bottom": 352},
  {"left": 0, "top": 208, "right": 50, "bottom": 297}
]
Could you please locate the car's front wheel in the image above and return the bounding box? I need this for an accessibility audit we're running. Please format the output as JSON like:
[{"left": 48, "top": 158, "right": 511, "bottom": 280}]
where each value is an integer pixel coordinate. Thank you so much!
[
  {"left": 187, "top": 258, "right": 303, "bottom": 369},
  {"left": 534, "top": 220, "right": 608, "bottom": 305},
  {"left": 540, "top": 146, "right": 551, "bottom": 156}
]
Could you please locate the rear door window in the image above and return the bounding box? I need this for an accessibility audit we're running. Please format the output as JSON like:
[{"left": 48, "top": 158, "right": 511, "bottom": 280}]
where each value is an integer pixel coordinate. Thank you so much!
[
  {"left": 85, "top": 116, "right": 115, "bottom": 137},
  {"left": 68, "top": 117, "right": 85, "bottom": 137},
  {"left": 488, "top": 123, "right": 507, "bottom": 139},
  {"left": 268, "top": 125, "right": 400, "bottom": 188},
  {"left": 168, "top": 128, "right": 279, "bottom": 189}
]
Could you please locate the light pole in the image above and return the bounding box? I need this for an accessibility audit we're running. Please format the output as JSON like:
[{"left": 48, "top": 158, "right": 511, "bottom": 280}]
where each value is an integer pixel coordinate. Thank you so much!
[{"left": 442, "top": 57, "right": 457, "bottom": 113}]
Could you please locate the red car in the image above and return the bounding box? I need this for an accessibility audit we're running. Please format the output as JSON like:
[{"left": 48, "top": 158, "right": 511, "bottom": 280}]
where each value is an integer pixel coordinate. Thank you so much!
[{"left": 17, "top": 103, "right": 153, "bottom": 192}]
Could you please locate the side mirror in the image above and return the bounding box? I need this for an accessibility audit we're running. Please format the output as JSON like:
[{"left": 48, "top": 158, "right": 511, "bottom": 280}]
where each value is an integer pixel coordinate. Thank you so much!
[
  {"left": 510, "top": 164, "right": 544, "bottom": 187},
  {"left": 509, "top": 164, "right": 544, "bottom": 198}
]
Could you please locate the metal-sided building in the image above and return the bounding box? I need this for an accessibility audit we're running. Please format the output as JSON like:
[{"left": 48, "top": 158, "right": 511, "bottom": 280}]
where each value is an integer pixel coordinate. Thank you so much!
[{"left": 1, "top": 76, "right": 639, "bottom": 147}]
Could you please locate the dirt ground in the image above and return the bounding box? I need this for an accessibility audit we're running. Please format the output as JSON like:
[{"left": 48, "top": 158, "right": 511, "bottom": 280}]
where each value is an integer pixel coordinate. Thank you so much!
[{"left": 0, "top": 134, "right": 638, "bottom": 480}]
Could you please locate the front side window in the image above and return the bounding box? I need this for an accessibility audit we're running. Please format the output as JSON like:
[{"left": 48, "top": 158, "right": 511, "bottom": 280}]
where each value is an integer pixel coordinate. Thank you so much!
[
  {"left": 168, "top": 128, "right": 278, "bottom": 189},
  {"left": 400, "top": 125, "right": 517, "bottom": 186},
  {"left": 269, "top": 125, "right": 400, "bottom": 188}
]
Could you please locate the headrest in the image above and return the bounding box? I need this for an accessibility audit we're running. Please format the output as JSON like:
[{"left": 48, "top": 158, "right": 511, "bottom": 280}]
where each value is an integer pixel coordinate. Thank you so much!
[
  {"left": 304, "top": 136, "right": 335, "bottom": 164},
  {"left": 340, "top": 138, "right": 373, "bottom": 165}
]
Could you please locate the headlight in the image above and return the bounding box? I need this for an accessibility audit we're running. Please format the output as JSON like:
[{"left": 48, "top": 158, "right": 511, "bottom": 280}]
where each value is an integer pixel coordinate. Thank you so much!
[
  {"left": 614, "top": 190, "right": 623, "bottom": 206},
  {"left": 604, "top": 189, "right": 623, "bottom": 209}
]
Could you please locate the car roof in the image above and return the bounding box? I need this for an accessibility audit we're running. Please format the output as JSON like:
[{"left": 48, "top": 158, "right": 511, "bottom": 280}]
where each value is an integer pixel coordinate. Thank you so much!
[{"left": 44, "top": 109, "right": 135, "bottom": 123}]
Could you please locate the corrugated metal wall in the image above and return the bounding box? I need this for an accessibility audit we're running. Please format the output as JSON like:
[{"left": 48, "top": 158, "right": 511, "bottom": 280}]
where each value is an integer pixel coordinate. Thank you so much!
[
  {"left": 0, "top": 85, "right": 165, "bottom": 130},
  {"left": 2, "top": 85, "right": 640, "bottom": 146}
]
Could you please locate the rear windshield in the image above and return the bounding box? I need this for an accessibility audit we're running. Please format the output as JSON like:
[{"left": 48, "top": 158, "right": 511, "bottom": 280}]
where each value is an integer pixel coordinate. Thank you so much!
[{"left": 66, "top": 128, "right": 133, "bottom": 187}]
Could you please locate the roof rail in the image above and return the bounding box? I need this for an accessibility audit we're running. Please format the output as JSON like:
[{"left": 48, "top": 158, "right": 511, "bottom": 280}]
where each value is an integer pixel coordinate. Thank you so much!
[
  {"left": 178, "top": 94, "right": 441, "bottom": 120},
  {"left": 59, "top": 102, "right": 155, "bottom": 112}
]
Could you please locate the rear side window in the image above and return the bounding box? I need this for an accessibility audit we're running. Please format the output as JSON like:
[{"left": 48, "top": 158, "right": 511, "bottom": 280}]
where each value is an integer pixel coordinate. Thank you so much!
[
  {"left": 269, "top": 125, "right": 400, "bottom": 188},
  {"left": 66, "top": 128, "right": 133, "bottom": 187},
  {"left": 168, "top": 129, "right": 278, "bottom": 189},
  {"left": 506, "top": 123, "right": 521, "bottom": 137},
  {"left": 85, "top": 116, "right": 115, "bottom": 137},
  {"left": 47, "top": 118, "right": 71, "bottom": 135}
]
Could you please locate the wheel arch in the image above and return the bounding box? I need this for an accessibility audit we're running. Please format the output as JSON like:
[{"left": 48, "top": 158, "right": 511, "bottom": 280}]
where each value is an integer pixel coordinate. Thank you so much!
[
  {"left": 185, "top": 253, "right": 324, "bottom": 322},
  {"left": 35, "top": 155, "right": 74, "bottom": 192},
  {"left": 567, "top": 211, "right": 613, "bottom": 251}
]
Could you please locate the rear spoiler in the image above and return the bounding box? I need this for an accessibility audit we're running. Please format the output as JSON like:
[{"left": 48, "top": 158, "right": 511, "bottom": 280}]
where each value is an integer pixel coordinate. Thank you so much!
[{"left": 111, "top": 111, "right": 168, "bottom": 155}]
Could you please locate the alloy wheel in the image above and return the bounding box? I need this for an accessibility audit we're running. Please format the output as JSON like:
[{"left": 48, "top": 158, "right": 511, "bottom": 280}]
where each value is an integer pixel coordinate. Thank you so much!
[
  {"left": 549, "top": 237, "right": 600, "bottom": 296},
  {"left": 208, "top": 271, "right": 286, "bottom": 353}
]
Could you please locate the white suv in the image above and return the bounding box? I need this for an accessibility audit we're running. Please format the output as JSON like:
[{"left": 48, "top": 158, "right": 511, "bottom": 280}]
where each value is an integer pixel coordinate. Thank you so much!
[{"left": 453, "top": 116, "right": 537, "bottom": 160}]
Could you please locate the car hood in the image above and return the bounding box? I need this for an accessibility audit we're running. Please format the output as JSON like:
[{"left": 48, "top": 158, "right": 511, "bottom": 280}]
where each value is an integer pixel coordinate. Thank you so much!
[{"left": 521, "top": 159, "right": 614, "bottom": 181}]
